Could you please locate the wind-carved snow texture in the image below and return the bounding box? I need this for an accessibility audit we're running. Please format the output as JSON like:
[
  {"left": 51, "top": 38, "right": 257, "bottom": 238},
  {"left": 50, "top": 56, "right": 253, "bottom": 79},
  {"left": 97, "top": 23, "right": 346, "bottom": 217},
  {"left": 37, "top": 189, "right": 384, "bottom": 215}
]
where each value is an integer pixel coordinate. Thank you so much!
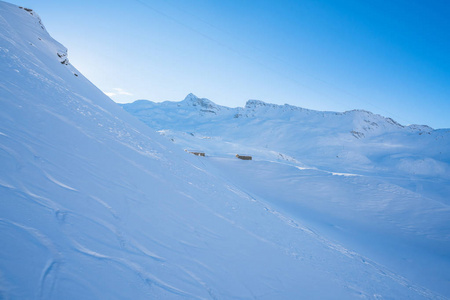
[{"left": 0, "top": 1, "right": 449, "bottom": 299}]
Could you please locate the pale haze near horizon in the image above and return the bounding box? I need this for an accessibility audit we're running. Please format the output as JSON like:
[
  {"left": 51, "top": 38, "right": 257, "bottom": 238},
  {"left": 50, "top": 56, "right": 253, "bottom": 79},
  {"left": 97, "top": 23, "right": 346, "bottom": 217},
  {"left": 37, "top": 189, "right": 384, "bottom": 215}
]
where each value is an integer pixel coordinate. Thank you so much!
[{"left": 7, "top": 0, "right": 450, "bottom": 128}]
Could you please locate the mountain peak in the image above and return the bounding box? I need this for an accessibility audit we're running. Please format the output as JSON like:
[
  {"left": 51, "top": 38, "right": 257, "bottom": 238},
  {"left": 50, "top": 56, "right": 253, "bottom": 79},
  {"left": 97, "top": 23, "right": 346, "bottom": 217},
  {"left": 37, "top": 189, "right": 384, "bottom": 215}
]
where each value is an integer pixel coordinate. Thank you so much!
[
  {"left": 245, "top": 99, "right": 269, "bottom": 108},
  {"left": 183, "top": 93, "right": 198, "bottom": 102},
  {"left": 181, "top": 93, "right": 218, "bottom": 111}
]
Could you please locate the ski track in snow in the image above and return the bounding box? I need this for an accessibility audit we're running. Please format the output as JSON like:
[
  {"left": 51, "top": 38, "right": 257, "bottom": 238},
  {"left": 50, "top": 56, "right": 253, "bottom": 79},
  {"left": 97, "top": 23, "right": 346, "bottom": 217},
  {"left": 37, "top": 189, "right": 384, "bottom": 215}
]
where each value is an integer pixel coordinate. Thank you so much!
[
  {"left": 184, "top": 179, "right": 446, "bottom": 299},
  {"left": 227, "top": 189, "right": 445, "bottom": 300},
  {"left": 178, "top": 191, "right": 273, "bottom": 246},
  {"left": 180, "top": 155, "right": 448, "bottom": 298}
]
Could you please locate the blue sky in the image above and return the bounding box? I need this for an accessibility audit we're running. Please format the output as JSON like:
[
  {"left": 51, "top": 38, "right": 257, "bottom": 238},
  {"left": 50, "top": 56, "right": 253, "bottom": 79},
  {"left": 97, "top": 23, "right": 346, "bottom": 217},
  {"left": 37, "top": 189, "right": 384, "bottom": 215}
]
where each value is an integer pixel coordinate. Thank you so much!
[{"left": 8, "top": 0, "right": 450, "bottom": 128}]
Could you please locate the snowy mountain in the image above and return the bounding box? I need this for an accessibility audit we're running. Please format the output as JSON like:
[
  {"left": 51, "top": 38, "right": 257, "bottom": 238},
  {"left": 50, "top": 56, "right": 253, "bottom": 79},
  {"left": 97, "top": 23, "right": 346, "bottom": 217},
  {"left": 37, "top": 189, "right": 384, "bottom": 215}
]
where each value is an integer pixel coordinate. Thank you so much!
[
  {"left": 1, "top": 1, "right": 449, "bottom": 299},
  {"left": 123, "top": 93, "right": 450, "bottom": 178},
  {"left": 123, "top": 95, "right": 450, "bottom": 297}
]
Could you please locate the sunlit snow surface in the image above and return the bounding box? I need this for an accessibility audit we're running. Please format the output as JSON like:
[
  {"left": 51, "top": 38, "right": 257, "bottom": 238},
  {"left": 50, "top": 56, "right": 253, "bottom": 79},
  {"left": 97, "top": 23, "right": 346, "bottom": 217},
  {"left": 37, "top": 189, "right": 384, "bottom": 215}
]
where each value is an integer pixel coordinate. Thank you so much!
[
  {"left": 122, "top": 98, "right": 450, "bottom": 298},
  {"left": 0, "top": 1, "right": 449, "bottom": 299}
]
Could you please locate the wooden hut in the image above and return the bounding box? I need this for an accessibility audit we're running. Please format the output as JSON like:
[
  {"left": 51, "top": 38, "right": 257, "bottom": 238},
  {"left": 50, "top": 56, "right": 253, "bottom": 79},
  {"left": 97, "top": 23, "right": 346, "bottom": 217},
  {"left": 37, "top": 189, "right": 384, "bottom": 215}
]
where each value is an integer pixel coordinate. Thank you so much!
[
  {"left": 236, "top": 154, "right": 252, "bottom": 160},
  {"left": 185, "top": 150, "right": 205, "bottom": 157}
]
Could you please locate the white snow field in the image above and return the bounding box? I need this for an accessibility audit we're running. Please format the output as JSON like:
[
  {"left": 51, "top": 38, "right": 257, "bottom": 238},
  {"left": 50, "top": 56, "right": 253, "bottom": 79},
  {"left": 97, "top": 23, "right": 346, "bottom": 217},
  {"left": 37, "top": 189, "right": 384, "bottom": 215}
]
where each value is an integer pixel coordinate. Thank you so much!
[
  {"left": 122, "top": 96, "right": 450, "bottom": 299},
  {"left": 0, "top": 1, "right": 449, "bottom": 299}
]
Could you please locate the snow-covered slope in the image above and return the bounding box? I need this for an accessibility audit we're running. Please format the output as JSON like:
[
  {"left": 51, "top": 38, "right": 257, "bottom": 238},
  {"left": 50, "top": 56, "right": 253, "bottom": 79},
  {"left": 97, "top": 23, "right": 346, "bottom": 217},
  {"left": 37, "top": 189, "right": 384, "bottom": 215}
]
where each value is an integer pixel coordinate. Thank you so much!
[
  {"left": 123, "top": 94, "right": 450, "bottom": 179},
  {"left": 1, "top": 2, "right": 449, "bottom": 299},
  {"left": 122, "top": 96, "right": 450, "bottom": 297}
]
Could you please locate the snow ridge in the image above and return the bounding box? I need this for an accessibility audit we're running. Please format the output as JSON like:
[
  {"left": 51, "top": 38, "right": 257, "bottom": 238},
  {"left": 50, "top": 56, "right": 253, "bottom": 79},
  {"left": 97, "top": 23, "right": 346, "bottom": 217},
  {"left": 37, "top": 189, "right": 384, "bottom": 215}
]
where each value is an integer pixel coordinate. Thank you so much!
[{"left": 122, "top": 94, "right": 450, "bottom": 178}]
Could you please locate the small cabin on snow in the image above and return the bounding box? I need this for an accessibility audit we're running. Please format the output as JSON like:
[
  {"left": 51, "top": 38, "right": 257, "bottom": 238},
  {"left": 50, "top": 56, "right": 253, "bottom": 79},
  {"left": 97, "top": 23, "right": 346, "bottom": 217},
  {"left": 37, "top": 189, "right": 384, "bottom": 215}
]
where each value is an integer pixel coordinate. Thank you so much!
[
  {"left": 236, "top": 154, "right": 252, "bottom": 160},
  {"left": 185, "top": 150, "right": 205, "bottom": 157}
]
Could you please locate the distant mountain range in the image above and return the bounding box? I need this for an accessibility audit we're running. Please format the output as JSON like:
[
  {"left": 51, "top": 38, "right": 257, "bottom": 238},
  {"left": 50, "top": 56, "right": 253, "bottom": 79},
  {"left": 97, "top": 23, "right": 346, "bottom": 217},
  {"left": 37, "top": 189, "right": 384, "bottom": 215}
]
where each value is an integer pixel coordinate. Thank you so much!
[{"left": 122, "top": 93, "right": 450, "bottom": 178}]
